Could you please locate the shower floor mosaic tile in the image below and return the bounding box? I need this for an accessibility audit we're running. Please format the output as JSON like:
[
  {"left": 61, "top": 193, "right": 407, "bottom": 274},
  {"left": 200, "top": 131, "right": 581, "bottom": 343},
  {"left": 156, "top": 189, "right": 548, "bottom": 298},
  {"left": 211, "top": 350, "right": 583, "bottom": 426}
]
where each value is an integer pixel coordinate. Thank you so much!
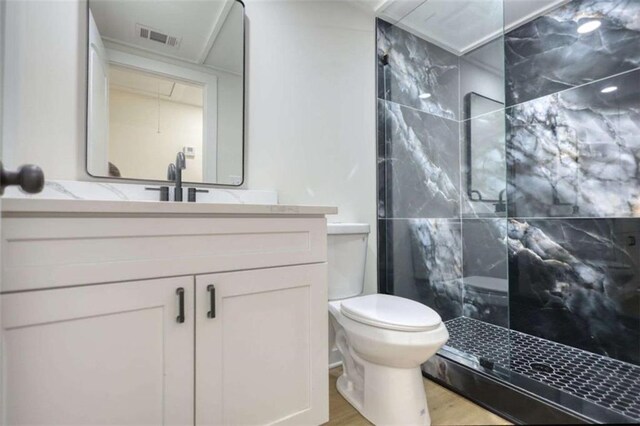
[{"left": 444, "top": 317, "right": 640, "bottom": 421}]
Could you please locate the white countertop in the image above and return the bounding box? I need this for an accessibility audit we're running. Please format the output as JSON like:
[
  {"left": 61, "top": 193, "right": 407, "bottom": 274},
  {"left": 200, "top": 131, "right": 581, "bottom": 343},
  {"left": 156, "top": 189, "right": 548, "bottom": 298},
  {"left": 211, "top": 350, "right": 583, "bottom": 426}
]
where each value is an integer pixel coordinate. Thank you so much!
[{"left": 1, "top": 198, "right": 338, "bottom": 216}]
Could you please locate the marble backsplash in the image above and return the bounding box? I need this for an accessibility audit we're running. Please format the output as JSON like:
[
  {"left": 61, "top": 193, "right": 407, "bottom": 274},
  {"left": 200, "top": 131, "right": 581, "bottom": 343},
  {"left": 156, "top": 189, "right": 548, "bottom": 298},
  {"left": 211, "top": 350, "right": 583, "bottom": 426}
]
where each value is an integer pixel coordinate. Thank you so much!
[{"left": 3, "top": 180, "right": 278, "bottom": 205}]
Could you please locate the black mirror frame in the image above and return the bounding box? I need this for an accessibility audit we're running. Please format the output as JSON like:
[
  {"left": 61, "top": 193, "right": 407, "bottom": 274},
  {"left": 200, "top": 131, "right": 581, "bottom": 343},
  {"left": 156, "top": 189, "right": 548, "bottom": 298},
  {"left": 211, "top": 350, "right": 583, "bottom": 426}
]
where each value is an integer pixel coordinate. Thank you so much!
[
  {"left": 84, "top": 0, "right": 246, "bottom": 187},
  {"left": 464, "top": 91, "right": 505, "bottom": 203}
]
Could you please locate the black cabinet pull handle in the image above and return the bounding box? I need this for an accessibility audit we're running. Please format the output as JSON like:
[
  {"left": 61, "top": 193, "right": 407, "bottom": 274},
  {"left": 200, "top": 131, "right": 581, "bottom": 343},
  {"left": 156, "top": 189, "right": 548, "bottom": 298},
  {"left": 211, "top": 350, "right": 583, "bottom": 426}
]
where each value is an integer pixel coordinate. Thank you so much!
[
  {"left": 207, "top": 285, "right": 216, "bottom": 318},
  {"left": 176, "top": 287, "right": 185, "bottom": 323}
]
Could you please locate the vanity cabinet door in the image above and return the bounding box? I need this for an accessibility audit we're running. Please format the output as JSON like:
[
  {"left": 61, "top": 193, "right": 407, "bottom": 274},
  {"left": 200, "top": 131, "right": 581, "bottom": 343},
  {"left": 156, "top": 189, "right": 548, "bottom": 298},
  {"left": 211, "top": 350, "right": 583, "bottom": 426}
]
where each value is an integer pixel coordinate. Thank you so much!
[
  {"left": 1, "top": 277, "right": 194, "bottom": 426},
  {"left": 195, "top": 264, "right": 328, "bottom": 426}
]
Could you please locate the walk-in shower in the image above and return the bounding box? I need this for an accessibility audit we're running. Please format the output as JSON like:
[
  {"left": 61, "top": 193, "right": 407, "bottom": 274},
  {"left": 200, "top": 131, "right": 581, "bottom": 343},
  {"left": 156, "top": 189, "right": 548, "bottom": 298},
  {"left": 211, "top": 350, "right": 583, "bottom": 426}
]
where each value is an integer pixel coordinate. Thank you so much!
[{"left": 376, "top": 0, "right": 639, "bottom": 423}]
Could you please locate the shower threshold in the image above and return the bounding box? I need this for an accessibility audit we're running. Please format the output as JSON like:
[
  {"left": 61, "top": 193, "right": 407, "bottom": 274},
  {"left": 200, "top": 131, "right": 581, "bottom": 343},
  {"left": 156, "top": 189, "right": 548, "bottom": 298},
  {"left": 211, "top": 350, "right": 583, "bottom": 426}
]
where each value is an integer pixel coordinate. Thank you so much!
[{"left": 430, "top": 317, "right": 640, "bottom": 424}]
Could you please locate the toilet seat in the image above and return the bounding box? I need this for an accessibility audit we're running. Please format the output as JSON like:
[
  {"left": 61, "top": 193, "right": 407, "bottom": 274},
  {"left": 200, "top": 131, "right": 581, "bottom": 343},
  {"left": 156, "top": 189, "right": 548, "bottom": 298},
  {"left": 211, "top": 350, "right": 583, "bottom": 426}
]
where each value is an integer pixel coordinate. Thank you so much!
[{"left": 340, "top": 294, "right": 441, "bottom": 332}]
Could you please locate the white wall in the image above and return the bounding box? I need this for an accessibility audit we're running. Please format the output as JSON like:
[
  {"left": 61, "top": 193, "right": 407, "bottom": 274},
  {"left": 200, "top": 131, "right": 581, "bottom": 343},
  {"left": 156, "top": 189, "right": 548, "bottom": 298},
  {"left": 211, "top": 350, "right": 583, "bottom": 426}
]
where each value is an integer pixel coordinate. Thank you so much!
[
  {"left": 1, "top": 0, "right": 378, "bottom": 294},
  {"left": 0, "top": 0, "right": 5, "bottom": 159},
  {"left": 216, "top": 72, "right": 243, "bottom": 185},
  {"left": 2, "top": 0, "right": 85, "bottom": 181},
  {"left": 87, "top": 10, "right": 109, "bottom": 177},
  {"left": 459, "top": 59, "right": 504, "bottom": 107},
  {"left": 109, "top": 89, "right": 204, "bottom": 182},
  {"left": 244, "top": 0, "right": 377, "bottom": 294}
]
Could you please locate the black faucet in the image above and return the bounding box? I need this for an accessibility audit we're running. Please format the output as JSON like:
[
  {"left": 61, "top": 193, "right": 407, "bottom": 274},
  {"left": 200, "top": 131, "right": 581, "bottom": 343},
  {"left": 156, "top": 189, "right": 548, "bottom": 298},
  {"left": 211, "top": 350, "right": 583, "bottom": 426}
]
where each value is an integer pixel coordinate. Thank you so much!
[
  {"left": 188, "top": 187, "right": 209, "bottom": 202},
  {"left": 167, "top": 152, "right": 187, "bottom": 201},
  {"left": 145, "top": 185, "right": 170, "bottom": 201}
]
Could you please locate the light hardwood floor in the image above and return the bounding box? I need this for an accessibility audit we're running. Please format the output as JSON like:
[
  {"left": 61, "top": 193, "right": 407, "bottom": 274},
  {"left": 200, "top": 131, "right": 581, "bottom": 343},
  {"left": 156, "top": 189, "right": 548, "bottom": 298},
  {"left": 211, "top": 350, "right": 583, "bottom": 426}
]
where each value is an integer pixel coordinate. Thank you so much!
[{"left": 325, "top": 367, "right": 511, "bottom": 426}]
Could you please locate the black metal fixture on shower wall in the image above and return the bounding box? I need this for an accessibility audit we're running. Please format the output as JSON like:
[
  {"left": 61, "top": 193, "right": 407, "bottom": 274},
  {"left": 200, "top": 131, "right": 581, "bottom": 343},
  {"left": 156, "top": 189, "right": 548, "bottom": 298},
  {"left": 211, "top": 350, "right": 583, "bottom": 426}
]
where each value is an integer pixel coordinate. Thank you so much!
[
  {"left": 494, "top": 189, "right": 506, "bottom": 213},
  {"left": 380, "top": 52, "right": 389, "bottom": 66},
  {"left": 376, "top": 24, "right": 395, "bottom": 297}
]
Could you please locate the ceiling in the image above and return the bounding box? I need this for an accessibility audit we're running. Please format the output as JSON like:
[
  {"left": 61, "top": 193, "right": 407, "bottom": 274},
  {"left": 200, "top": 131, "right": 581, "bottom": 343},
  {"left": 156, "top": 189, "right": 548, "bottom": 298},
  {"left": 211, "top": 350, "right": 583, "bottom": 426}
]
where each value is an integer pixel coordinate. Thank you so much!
[
  {"left": 109, "top": 65, "right": 204, "bottom": 107},
  {"left": 90, "top": 0, "right": 243, "bottom": 75},
  {"left": 373, "top": 0, "right": 568, "bottom": 55},
  {"left": 204, "top": 2, "right": 244, "bottom": 72}
]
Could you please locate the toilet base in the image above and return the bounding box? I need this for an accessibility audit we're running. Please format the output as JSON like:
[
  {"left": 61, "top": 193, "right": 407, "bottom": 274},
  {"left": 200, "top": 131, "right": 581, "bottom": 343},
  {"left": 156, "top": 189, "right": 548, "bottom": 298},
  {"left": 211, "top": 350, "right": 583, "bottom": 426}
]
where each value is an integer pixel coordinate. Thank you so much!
[{"left": 337, "top": 358, "right": 430, "bottom": 426}]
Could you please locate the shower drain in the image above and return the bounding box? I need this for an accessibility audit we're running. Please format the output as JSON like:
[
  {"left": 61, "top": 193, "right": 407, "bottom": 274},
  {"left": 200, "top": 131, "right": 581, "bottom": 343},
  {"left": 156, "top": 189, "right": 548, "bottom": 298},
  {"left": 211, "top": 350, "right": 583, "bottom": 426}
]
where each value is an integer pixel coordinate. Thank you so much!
[{"left": 530, "top": 362, "right": 554, "bottom": 374}]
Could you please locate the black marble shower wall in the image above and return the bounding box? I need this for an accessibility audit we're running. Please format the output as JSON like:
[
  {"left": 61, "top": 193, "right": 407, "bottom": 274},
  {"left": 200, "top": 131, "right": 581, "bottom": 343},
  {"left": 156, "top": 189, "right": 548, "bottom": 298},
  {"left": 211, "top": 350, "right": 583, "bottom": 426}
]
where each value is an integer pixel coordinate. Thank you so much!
[
  {"left": 377, "top": 18, "right": 464, "bottom": 322},
  {"left": 505, "top": 0, "right": 640, "bottom": 365},
  {"left": 377, "top": 0, "right": 639, "bottom": 366},
  {"left": 376, "top": 16, "right": 508, "bottom": 327}
]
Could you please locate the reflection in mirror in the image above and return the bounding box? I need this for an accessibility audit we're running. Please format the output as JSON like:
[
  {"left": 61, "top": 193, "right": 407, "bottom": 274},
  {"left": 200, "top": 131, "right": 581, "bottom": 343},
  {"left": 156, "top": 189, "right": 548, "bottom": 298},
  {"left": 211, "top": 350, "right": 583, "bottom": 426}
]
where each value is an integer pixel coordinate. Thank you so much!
[
  {"left": 87, "top": 0, "right": 244, "bottom": 186},
  {"left": 464, "top": 93, "right": 505, "bottom": 204}
]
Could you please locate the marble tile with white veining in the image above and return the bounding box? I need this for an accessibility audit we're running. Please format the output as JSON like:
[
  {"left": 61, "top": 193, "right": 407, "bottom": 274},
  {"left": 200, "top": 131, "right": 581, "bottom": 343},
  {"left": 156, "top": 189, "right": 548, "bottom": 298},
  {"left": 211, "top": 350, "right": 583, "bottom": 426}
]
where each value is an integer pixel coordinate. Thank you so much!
[
  {"left": 408, "top": 218, "right": 463, "bottom": 321},
  {"left": 506, "top": 70, "right": 640, "bottom": 218},
  {"left": 505, "top": 0, "right": 640, "bottom": 106},
  {"left": 380, "top": 100, "right": 460, "bottom": 219},
  {"left": 2, "top": 180, "right": 278, "bottom": 205},
  {"left": 380, "top": 218, "right": 462, "bottom": 321},
  {"left": 377, "top": 99, "right": 390, "bottom": 218},
  {"left": 508, "top": 218, "right": 640, "bottom": 364},
  {"left": 377, "top": 19, "right": 459, "bottom": 120},
  {"left": 462, "top": 218, "right": 509, "bottom": 327}
]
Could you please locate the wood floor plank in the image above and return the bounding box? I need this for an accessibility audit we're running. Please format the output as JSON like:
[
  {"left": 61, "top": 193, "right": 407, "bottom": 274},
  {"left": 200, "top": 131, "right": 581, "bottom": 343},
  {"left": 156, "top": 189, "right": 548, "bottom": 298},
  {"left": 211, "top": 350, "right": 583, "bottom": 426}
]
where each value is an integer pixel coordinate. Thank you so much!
[{"left": 325, "top": 367, "right": 511, "bottom": 426}]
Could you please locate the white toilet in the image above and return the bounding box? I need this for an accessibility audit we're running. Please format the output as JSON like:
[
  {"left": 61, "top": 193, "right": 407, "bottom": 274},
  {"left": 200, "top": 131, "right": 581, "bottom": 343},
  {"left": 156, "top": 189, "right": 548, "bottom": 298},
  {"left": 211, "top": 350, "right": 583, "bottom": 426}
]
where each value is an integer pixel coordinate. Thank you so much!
[{"left": 328, "top": 223, "right": 449, "bottom": 426}]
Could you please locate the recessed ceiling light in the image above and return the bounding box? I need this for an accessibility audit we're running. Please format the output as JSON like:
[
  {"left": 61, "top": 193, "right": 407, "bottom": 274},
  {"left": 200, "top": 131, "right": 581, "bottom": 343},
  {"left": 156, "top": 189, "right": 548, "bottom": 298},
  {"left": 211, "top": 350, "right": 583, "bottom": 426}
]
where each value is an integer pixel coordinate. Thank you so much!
[
  {"left": 419, "top": 93, "right": 432, "bottom": 99},
  {"left": 577, "top": 20, "right": 601, "bottom": 34},
  {"left": 600, "top": 86, "right": 618, "bottom": 93}
]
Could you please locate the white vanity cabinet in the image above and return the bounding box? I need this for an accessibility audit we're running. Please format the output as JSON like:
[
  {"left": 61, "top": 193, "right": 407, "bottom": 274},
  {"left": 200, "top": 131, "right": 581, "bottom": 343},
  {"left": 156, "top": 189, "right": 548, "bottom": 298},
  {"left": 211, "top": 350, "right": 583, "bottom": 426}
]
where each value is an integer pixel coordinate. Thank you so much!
[
  {"left": 1, "top": 199, "right": 334, "bottom": 426},
  {"left": 2, "top": 277, "right": 195, "bottom": 425},
  {"left": 195, "top": 264, "right": 327, "bottom": 426}
]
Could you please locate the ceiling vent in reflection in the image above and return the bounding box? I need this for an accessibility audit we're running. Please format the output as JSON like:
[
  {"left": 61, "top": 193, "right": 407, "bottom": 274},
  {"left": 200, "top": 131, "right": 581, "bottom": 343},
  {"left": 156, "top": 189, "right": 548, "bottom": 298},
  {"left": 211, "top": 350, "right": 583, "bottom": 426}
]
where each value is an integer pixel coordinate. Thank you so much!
[{"left": 136, "top": 24, "right": 180, "bottom": 48}]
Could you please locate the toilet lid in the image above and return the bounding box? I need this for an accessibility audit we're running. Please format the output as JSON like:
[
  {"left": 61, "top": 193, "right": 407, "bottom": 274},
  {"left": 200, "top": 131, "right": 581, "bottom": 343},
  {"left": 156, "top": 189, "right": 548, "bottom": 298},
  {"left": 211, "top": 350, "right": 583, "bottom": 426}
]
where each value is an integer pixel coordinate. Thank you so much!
[{"left": 340, "top": 294, "right": 441, "bottom": 332}]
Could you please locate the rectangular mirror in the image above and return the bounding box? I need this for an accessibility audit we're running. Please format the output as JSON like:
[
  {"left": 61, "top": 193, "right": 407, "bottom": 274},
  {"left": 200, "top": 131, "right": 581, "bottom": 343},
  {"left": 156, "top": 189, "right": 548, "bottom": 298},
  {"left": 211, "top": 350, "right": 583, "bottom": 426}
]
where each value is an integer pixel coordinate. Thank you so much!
[
  {"left": 464, "top": 92, "right": 505, "bottom": 203},
  {"left": 87, "top": 0, "right": 244, "bottom": 186}
]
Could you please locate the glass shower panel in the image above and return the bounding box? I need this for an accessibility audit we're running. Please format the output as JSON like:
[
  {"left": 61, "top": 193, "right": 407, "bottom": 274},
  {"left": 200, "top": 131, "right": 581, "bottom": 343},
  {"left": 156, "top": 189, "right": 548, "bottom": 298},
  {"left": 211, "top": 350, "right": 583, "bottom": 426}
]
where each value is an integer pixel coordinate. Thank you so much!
[
  {"left": 501, "top": 0, "right": 640, "bottom": 421},
  {"left": 376, "top": 0, "right": 509, "bottom": 380},
  {"left": 378, "top": 0, "right": 640, "bottom": 422},
  {"left": 448, "top": 8, "right": 509, "bottom": 377}
]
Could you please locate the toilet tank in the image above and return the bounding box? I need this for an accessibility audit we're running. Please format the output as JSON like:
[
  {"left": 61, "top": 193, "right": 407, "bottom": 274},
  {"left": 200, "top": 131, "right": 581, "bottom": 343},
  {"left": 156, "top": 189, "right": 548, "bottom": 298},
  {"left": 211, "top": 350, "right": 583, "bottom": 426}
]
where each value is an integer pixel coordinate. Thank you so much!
[{"left": 327, "top": 223, "right": 370, "bottom": 300}]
